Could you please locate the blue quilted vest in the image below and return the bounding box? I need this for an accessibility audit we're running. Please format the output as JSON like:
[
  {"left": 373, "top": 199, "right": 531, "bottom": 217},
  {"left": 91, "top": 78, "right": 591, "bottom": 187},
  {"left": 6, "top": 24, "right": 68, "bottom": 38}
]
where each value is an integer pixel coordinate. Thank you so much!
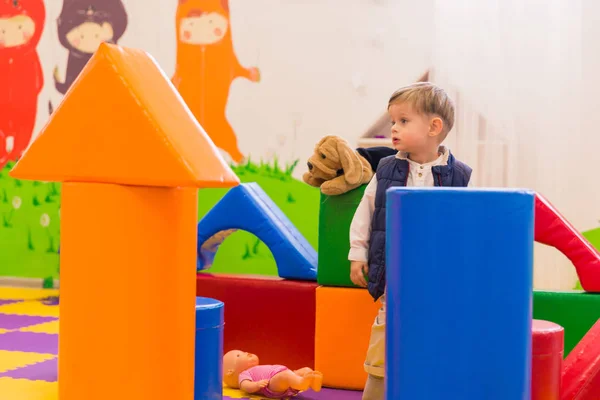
[{"left": 367, "top": 152, "right": 472, "bottom": 301}]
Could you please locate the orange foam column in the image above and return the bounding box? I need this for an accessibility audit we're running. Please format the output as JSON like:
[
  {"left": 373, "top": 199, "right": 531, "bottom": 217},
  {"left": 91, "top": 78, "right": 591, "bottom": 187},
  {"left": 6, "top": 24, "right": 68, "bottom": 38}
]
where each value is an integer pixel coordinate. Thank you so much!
[
  {"left": 9, "top": 42, "right": 240, "bottom": 400},
  {"left": 59, "top": 183, "right": 197, "bottom": 399}
]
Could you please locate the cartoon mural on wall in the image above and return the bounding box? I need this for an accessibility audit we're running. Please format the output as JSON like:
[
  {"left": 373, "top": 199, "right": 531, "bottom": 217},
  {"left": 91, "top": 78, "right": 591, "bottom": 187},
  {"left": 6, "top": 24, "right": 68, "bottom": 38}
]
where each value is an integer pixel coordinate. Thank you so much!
[
  {"left": 50, "top": 0, "right": 128, "bottom": 112},
  {"left": 172, "top": 0, "right": 260, "bottom": 164},
  {"left": 0, "top": 0, "right": 45, "bottom": 168}
]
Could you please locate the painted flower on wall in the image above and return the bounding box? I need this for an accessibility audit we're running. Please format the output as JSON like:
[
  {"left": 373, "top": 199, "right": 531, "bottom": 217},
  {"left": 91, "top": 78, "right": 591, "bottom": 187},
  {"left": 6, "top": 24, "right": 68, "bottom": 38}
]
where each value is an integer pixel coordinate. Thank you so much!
[{"left": 40, "top": 213, "right": 50, "bottom": 228}]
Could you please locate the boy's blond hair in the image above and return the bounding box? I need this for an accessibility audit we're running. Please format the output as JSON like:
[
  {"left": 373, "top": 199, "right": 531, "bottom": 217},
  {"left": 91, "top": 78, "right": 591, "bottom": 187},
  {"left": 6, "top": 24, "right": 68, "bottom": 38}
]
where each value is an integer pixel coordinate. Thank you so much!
[{"left": 388, "top": 82, "right": 455, "bottom": 140}]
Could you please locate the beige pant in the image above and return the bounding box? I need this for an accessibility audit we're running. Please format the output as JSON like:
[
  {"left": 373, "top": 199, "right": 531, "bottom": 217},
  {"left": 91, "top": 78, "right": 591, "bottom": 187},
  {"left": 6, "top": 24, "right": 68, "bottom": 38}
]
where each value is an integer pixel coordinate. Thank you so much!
[{"left": 364, "top": 293, "right": 385, "bottom": 377}]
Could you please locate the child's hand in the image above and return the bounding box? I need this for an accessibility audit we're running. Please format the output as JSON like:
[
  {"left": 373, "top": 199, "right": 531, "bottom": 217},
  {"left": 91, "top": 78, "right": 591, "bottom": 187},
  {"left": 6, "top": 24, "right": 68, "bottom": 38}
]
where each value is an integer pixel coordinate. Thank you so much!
[
  {"left": 350, "top": 261, "right": 368, "bottom": 287},
  {"left": 242, "top": 379, "right": 269, "bottom": 393},
  {"left": 256, "top": 379, "right": 268, "bottom": 388}
]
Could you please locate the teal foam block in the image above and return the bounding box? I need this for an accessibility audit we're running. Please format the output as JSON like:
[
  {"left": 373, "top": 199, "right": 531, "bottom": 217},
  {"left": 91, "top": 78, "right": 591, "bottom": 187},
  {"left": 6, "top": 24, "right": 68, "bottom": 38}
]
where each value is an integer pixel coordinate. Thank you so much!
[
  {"left": 533, "top": 290, "right": 600, "bottom": 356},
  {"left": 317, "top": 185, "right": 366, "bottom": 287}
]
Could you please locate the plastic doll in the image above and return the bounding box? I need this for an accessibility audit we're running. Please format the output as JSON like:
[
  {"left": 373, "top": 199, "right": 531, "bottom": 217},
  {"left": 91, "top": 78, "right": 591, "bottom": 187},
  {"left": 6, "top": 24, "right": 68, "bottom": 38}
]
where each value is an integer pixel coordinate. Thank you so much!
[{"left": 223, "top": 350, "right": 323, "bottom": 398}]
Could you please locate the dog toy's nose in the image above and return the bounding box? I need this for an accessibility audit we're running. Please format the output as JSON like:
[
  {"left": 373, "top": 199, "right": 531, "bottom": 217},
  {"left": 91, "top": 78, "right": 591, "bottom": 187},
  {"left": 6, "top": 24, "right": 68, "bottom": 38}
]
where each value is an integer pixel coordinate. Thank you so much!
[{"left": 307, "top": 162, "right": 313, "bottom": 171}]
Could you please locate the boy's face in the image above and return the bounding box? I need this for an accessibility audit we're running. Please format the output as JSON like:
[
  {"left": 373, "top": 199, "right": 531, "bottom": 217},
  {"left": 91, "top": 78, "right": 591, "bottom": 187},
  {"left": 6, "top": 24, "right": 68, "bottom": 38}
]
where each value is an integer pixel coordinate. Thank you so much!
[{"left": 388, "top": 102, "right": 437, "bottom": 154}]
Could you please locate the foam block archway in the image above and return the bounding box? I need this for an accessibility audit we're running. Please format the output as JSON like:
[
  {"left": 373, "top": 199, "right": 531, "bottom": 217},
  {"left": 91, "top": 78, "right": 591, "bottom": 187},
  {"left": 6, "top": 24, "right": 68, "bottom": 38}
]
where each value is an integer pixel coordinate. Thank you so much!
[
  {"left": 197, "top": 183, "right": 317, "bottom": 281},
  {"left": 535, "top": 193, "right": 600, "bottom": 292}
]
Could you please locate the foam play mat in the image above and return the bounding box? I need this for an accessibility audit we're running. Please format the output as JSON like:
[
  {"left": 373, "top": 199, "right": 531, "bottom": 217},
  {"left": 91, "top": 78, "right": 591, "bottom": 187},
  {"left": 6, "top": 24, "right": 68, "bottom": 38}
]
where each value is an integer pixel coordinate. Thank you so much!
[{"left": 0, "top": 287, "right": 362, "bottom": 400}]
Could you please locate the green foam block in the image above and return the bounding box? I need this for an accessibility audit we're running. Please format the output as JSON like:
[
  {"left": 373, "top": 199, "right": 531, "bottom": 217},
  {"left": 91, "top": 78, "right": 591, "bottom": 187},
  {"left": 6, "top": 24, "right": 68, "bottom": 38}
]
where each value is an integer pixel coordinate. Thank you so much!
[
  {"left": 317, "top": 185, "right": 366, "bottom": 287},
  {"left": 533, "top": 290, "right": 600, "bottom": 356}
]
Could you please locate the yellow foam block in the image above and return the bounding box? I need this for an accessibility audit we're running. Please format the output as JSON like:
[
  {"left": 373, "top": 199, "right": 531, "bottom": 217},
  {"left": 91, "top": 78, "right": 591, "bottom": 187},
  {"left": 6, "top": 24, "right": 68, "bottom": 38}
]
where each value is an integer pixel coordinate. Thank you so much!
[
  {"left": 21, "top": 320, "right": 59, "bottom": 335},
  {"left": 0, "top": 350, "right": 55, "bottom": 374},
  {"left": 315, "top": 286, "right": 382, "bottom": 390},
  {"left": 0, "top": 378, "right": 57, "bottom": 400},
  {"left": 0, "top": 301, "right": 58, "bottom": 318},
  {"left": 0, "top": 288, "right": 58, "bottom": 300}
]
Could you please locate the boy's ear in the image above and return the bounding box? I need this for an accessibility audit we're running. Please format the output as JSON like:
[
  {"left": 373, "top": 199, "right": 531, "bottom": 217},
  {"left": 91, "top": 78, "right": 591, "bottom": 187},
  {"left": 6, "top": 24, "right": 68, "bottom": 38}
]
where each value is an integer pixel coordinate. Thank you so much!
[{"left": 429, "top": 117, "right": 444, "bottom": 138}]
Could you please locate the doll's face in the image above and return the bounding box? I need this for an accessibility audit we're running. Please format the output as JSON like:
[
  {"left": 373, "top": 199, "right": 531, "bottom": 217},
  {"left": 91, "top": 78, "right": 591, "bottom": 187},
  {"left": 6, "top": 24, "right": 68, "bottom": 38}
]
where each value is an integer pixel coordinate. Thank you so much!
[
  {"left": 66, "top": 21, "right": 114, "bottom": 53},
  {"left": 179, "top": 11, "right": 228, "bottom": 45},
  {"left": 0, "top": 15, "right": 35, "bottom": 48},
  {"left": 223, "top": 350, "right": 259, "bottom": 387}
]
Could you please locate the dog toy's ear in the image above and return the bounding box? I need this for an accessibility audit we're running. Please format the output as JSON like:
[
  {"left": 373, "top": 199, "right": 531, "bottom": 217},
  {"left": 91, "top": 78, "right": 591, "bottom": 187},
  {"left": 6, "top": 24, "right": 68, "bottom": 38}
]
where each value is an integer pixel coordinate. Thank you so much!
[
  {"left": 315, "top": 135, "right": 337, "bottom": 151},
  {"left": 337, "top": 139, "right": 363, "bottom": 185}
]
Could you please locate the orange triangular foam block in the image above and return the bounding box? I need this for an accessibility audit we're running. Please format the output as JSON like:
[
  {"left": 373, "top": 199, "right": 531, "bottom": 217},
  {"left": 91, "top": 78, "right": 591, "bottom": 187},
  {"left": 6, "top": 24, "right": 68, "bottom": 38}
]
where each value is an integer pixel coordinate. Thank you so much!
[{"left": 10, "top": 43, "right": 239, "bottom": 188}]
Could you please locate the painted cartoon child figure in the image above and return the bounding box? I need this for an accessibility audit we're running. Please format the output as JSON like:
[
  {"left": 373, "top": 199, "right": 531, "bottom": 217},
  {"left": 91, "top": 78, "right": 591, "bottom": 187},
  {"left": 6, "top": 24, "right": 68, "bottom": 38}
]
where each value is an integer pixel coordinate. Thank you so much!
[
  {"left": 0, "top": 0, "right": 45, "bottom": 167},
  {"left": 223, "top": 350, "right": 323, "bottom": 398},
  {"left": 172, "top": 0, "right": 260, "bottom": 164}
]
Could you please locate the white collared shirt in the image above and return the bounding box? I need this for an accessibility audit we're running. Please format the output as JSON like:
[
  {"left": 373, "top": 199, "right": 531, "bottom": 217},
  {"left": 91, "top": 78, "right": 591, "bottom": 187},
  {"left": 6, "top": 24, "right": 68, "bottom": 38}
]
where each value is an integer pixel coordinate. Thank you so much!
[{"left": 348, "top": 147, "right": 472, "bottom": 262}]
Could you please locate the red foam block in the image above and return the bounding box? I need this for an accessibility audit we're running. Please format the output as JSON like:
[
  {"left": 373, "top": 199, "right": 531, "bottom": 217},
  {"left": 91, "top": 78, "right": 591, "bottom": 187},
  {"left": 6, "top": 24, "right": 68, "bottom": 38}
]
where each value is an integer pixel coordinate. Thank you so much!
[
  {"left": 532, "top": 319, "right": 564, "bottom": 400},
  {"left": 196, "top": 273, "right": 317, "bottom": 370},
  {"left": 561, "top": 318, "right": 600, "bottom": 400},
  {"left": 535, "top": 193, "right": 600, "bottom": 292}
]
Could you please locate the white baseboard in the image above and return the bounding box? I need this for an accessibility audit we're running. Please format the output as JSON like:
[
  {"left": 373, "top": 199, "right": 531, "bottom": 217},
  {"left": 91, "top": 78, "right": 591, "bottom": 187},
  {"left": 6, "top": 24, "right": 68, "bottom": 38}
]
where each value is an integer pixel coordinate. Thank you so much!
[{"left": 0, "top": 277, "right": 59, "bottom": 289}]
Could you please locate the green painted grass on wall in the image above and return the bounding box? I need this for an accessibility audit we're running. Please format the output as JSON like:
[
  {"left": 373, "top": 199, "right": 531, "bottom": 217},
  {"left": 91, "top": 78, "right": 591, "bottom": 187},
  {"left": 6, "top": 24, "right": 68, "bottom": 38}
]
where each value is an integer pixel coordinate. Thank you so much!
[
  {"left": 0, "top": 162, "right": 61, "bottom": 280},
  {"left": 0, "top": 158, "right": 320, "bottom": 280}
]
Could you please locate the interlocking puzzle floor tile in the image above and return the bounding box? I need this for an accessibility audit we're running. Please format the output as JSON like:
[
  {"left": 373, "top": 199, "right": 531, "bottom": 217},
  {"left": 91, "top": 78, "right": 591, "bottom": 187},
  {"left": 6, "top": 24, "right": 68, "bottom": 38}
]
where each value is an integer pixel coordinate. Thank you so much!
[
  {"left": 223, "top": 386, "right": 362, "bottom": 399},
  {"left": 0, "top": 350, "right": 55, "bottom": 375},
  {"left": 0, "top": 358, "right": 57, "bottom": 382},
  {"left": 21, "top": 320, "right": 59, "bottom": 335},
  {"left": 0, "top": 331, "right": 58, "bottom": 354},
  {"left": 0, "top": 287, "right": 363, "bottom": 399},
  {"left": 0, "top": 301, "right": 59, "bottom": 318},
  {"left": 0, "top": 314, "right": 55, "bottom": 331},
  {"left": 0, "top": 377, "right": 57, "bottom": 400},
  {"left": 0, "top": 288, "right": 58, "bottom": 300}
]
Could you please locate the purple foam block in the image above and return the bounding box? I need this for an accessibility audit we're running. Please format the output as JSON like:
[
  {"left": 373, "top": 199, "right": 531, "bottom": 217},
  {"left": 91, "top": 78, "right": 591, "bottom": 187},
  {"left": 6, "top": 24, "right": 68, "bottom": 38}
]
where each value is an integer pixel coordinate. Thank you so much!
[{"left": 295, "top": 388, "right": 363, "bottom": 400}]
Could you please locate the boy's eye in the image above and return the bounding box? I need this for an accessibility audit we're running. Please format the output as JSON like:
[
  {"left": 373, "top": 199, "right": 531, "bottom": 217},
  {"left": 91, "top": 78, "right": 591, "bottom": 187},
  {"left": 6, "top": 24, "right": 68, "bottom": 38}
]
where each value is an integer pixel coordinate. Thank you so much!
[{"left": 401, "top": 118, "right": 408, "bottom": 124}]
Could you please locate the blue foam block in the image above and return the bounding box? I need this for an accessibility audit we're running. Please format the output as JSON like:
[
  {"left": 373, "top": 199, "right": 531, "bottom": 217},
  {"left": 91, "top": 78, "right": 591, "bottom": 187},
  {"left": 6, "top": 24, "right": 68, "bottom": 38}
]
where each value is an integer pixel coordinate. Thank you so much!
[
  {"left": 195, "top": 297, "right": 225, "bottom": 400},
  {"left": 197, "top": 182, "right": 317, "bottom": 280},
  {"left": 385, "top": 188, "right": 534, "bottom": 400}
]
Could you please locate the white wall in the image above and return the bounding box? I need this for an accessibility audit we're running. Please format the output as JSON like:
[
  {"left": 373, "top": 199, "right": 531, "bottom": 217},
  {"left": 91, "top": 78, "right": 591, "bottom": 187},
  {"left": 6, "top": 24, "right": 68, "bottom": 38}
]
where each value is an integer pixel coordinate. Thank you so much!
[
  {"left": 431, "top": 0, "right": 593, "bottom": 290},
  {"left": 31, "top": 0, "right": 597, "bottom": 290},
  {"left": 34, "top": 0, "right": 434, "bottom": 180}
]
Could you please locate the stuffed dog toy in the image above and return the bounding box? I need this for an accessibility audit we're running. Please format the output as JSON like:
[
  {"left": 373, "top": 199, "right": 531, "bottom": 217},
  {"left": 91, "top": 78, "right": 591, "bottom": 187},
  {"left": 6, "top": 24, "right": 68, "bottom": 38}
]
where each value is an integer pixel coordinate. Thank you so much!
[
  {"left": 302, "top": 135, "right": 397, "bottom": 195},
  {"left": 303, "top": 135, "right": 372, "bottom": 195}
]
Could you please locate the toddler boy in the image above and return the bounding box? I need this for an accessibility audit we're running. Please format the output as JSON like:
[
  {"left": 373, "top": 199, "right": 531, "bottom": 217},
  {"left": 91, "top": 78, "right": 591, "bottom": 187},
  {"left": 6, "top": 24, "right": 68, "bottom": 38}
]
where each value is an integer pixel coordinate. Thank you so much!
[{"left": 348, "top": 82, "right": 473, "bottom": 400}]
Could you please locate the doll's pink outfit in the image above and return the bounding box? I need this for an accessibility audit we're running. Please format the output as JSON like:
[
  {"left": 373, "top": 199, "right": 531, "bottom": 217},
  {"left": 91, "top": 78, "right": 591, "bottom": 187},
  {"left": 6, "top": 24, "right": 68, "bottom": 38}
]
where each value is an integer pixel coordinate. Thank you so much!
[{"left": 238, "top": 365, "right": 300, "bottom": 398}]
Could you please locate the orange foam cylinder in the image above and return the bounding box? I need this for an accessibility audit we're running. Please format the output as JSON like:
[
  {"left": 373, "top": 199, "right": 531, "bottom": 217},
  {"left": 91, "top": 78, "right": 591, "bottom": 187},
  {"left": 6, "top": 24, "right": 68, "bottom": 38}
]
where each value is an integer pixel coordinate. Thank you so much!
[
  {"left": 531, "top": 319, "right": 564, "bottom": 400},
  {"left": 58, "top": 182, "right": 198, "bottom": 400}
]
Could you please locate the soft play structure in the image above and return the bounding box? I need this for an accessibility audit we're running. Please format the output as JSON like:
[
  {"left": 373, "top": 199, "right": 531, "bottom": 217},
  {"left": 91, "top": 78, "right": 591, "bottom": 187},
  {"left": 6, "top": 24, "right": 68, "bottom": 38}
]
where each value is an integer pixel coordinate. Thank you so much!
[
  {"left": 194, "top": 161, "right": 600, "bottom": 396},
  {"left": 196, "top": 182, "right": 317, "bottom": 280},
  {"left": 535, "top": 193, "right": 600, "bottom": 291},
  {"left": 386, "top": 188, "right": 536, "bottom": 398},
  {"left": 10, "top": 41, "right": 600, "bottom": 399},
  {"left": 10, "top": 43, "right": 240, "bottom": 400}
]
